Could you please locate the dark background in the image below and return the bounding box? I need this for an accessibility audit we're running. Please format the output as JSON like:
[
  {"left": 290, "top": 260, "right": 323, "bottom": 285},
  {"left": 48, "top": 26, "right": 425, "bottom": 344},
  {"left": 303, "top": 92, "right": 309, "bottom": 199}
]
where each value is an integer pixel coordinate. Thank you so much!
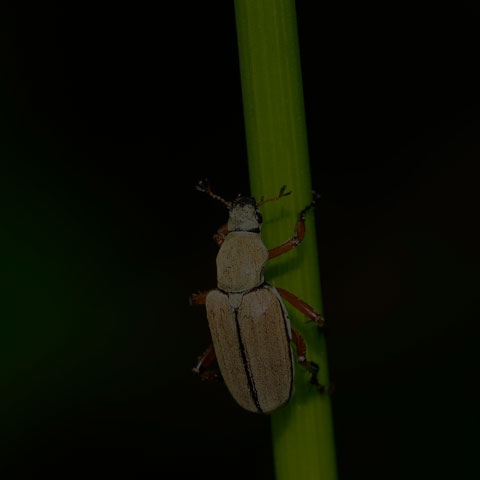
[{"left": 1, "top": 1, "right": 479, "bottom": 478}]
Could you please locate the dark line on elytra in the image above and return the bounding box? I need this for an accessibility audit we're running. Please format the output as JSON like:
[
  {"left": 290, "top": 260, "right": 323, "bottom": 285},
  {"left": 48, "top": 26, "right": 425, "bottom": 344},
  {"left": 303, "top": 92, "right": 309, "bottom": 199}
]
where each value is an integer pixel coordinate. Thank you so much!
[
  {"left": 218, "top": 282, "right": 266, "bottom": 297},
  {"left": 234, "top": 309, "right": 263, "bottom": 413},
  {"left": 274, "top": 290, "right": 295, "bottom": 400}
]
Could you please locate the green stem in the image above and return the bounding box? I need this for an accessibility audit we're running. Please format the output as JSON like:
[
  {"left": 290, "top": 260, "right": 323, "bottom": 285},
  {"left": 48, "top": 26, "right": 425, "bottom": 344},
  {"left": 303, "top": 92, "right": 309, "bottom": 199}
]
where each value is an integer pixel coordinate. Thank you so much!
[{"left": 234, "top": 1, "right": 337, "bottom": 479}]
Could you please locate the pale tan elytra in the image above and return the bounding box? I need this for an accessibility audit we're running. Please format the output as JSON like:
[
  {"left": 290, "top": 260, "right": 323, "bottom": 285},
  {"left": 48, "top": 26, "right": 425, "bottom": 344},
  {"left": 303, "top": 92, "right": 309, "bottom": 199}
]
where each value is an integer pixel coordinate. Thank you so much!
[
  {"left": 206, "top": 285, "right": 294, "bottom": 414},
  {"left": 191, "top": 183, "right": 327, "bottom": 414}
]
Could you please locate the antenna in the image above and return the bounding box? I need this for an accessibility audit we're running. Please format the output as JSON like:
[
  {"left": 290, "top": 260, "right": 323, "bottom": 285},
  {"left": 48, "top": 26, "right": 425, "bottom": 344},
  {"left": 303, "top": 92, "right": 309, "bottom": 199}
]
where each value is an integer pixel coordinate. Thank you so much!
[
  {"left": 196, "top": 180, "right": 232, "bottom": 209},
  {"left": 256, "top": 185, "right": 292, "bottom": 207}
]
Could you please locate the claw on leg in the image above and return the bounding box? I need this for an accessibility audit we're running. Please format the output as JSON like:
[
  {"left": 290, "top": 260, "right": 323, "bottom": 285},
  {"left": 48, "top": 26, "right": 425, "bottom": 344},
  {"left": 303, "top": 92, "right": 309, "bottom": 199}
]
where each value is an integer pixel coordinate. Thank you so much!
[
  {"left": 268, "top": 194, "right": 319, "bottom": 259},
  {"left": 193, "top": 344, "right": 222, "bottom": 382},
  {"left": 291, "top": 327, "right": 333, "bottom": 395}
]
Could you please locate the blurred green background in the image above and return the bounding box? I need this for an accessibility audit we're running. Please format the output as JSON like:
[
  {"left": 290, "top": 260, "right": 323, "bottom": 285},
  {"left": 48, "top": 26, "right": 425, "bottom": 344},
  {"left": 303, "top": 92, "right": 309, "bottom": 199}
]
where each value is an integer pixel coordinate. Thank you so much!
[{"left": 1, "top": 1, "right": 479, "bottom": 478}]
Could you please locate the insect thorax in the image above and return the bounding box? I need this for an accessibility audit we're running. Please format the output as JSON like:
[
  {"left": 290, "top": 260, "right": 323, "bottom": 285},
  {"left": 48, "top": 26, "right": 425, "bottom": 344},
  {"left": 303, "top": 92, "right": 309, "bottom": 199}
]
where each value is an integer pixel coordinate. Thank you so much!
[{"left": 216, "top": 232, "right": 268, "bottom": 292}]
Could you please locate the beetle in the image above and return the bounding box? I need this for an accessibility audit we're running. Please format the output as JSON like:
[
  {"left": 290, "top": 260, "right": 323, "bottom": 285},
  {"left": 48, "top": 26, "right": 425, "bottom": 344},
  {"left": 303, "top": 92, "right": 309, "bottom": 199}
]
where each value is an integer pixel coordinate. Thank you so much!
[{"left": 190, "top": 180, "right": 327, "bottom": 414}]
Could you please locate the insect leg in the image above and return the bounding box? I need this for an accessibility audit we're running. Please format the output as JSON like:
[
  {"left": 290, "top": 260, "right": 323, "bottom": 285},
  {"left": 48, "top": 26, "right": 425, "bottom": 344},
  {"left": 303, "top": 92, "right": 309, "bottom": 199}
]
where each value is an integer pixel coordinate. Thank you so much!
[
  {"left": 291, "top": 328, "right": 332, "bottom": 394},
  {"left": 213, "top": 223, "right": 228, "bottom": 246},
  {"left": 268, "top": 195, "right": 318, "bottom": 259},
  {"left": 189, "top": 289, "right": 215, "bottom": 306},
  {"left": 193, "top": 344, "right": 221, "bottom": 381},
  {"left": 276, "top": 287, "right": 325, "bottom": 326}
]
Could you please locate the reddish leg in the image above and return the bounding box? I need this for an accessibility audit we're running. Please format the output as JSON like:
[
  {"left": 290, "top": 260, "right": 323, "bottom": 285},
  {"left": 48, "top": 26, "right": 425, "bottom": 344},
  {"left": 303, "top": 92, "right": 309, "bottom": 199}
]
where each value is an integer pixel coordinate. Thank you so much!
[
  {"left": 291, "top": 328, "right": 332, "bottom": 394},
  {"left": 277, "top": 287, "right": 325, "bottom": 326},
  {"left": 268, "top": 195, "right": 318, "bottom": 259},
  {"left": 213, "top": 223, "right": 228, "bottom": 246},
  {"left": 189, "top": 289, "right": 215, "bottom": 306},
  {"left": 190, "top": 290, "right": 221, "bottom": 380},
  {"left": 193, "top": 344, "right": 221, "bottom": 381}
]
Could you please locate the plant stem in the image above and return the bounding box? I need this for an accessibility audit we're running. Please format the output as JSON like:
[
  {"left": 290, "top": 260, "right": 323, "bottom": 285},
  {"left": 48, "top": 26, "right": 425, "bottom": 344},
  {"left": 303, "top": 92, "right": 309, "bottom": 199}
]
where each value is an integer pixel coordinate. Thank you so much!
[{"left": 234, "top": 1, "right": 337, "bottom": 478}]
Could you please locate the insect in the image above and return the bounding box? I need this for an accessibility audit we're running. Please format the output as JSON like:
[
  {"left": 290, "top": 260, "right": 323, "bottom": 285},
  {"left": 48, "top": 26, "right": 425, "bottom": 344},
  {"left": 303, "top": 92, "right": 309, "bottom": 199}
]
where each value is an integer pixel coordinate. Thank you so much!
[{"left": 190, "top": 180, "right": 327, "bottom": 414}]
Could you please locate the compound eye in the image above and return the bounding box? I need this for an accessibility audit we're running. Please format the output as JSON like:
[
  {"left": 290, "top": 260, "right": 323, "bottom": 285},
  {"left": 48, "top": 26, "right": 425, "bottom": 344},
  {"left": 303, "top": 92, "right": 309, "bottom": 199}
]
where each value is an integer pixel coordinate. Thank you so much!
[{"left": 255, "top": 211, "right": 263, "bottom": 224}]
